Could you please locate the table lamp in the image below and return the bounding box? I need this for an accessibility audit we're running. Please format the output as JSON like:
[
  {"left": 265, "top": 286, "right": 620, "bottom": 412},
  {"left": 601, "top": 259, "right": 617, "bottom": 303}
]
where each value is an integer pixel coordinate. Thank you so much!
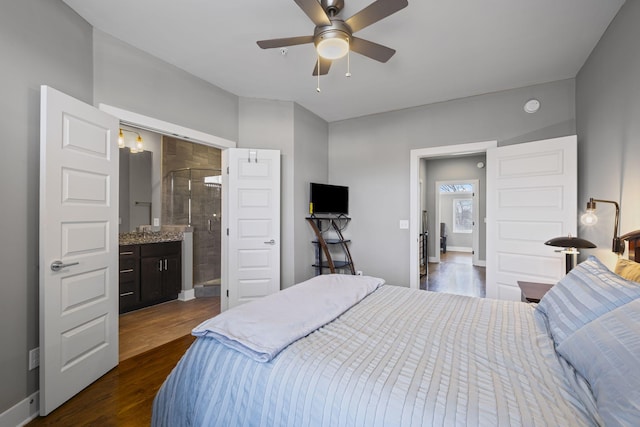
[{"left": 544, "top": 235, "right": 596, "bottom": 274}]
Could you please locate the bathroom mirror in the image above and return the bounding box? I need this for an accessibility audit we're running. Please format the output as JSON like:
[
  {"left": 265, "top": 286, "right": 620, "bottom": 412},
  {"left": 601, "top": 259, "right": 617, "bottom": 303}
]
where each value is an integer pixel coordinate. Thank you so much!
[{"left": 119, "top": 148, "right": 153, "bottom": 232}]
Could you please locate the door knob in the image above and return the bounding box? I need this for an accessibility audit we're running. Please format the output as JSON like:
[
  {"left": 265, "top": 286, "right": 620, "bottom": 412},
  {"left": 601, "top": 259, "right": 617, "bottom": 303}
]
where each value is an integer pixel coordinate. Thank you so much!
[
  {"left": 264, "top": 239, "right": 276, "bottom": 245},
  {"left": 50, "top": 260, "right": 79, "bottom": 272}
]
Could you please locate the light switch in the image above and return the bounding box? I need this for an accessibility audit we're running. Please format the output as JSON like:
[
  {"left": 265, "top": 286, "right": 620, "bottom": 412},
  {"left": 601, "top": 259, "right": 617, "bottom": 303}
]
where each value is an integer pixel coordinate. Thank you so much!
[{"left": 399, "top": 220, "right": 409, "bottom": 229}]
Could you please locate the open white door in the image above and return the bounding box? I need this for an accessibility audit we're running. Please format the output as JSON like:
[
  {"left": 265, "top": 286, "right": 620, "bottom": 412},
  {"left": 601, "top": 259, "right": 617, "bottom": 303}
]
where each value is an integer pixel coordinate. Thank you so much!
[
  {"left": 486, "top": 135, "right": 577, "bottom": 300},
  {"left": 222, "top": 148, "right": 280, "bottom": 311},
  {"left": 39, "top": 86, "right": 119, "bottom": 415}
]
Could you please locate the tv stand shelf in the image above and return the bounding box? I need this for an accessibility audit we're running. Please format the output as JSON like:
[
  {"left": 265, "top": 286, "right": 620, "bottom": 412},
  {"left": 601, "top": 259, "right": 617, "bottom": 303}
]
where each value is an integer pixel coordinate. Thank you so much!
[{"left": 306, "top": 217, "right": 355, "bottom": 275}]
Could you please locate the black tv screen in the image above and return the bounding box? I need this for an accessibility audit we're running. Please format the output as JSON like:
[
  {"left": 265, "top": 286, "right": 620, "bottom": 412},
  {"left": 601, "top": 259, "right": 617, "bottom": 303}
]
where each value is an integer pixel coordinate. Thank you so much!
[{"left": 309, "top": 183, "right": 349, "bottom": 215}]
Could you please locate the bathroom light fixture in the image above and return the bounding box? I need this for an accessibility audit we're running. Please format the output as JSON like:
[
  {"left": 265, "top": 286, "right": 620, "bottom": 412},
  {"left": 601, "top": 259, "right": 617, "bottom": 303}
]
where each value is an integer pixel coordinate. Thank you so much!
[
  {"left": 581, "top": 197, "right": 624, "bottom": 254},
  {"left": 119, "top": 128, "right": 144, "bottom": 153},
  {"left": 544, "top": 235, "right": 596, "bottom": 273},
  {"left": 118, "top": 129, "right": 125, "bottom": 148}
]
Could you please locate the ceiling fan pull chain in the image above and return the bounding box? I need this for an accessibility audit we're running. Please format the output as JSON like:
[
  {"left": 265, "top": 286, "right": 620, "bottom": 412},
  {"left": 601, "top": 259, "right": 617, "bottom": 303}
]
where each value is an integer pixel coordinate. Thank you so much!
[
  {"left": 317, "top": 52, "right": 321, "bottom": 92},
  {"left": 346, "top": 38, "right": 352, "bottom": 78}
]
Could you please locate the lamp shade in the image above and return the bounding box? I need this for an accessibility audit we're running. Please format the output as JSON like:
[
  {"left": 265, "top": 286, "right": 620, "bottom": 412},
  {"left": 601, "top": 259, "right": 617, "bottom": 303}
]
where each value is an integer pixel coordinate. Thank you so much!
[{"left": 544, "top": 236, "right": 596, "bottom": 249}]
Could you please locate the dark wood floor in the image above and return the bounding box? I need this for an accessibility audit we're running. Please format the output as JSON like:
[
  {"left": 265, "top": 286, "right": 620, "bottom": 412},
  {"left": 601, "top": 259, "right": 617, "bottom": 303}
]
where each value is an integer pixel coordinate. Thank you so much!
[
  {"left": 28, "top": 296, "right": 220, "bottom": 426},
  {"left": 420, "top": 251, "right": 486, "bottom": 298},
  {"left": 120, "top": 296, "right": 220, "bottom": 361},
  {"left": 27, "top": 335, "right": 195, "bottom": 426}
]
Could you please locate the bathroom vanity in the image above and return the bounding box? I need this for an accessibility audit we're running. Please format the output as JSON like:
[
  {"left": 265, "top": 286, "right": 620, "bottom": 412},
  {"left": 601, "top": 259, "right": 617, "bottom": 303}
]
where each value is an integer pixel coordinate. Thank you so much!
[{"left": 119, "top": 232, "right": 183, "bottom": 314}]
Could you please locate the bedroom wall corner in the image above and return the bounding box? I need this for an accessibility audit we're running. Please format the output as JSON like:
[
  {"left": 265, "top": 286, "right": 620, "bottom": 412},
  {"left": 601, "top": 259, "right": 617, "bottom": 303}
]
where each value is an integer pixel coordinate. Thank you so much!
[
  {"left": 576, "top": 0, "right": 640, "bottom": 269},
  {"left": 0, "top": 0, "right": 94, "bottom": 418},
  {"left": 293, "top": 103, "right": 329, "bottom": 285}
]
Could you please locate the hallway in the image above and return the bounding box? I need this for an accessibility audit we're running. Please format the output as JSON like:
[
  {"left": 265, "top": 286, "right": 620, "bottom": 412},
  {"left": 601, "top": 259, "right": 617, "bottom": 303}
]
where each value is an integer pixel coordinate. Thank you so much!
[{"left": 421, "top": 251, "right": 486, "bottom": 298}]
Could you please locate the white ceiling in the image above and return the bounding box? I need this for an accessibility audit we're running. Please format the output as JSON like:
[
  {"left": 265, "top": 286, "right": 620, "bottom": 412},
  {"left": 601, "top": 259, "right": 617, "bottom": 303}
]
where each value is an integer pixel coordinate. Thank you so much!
[{"left": 62, "top": 0, "right": 624, "bottom": 123}]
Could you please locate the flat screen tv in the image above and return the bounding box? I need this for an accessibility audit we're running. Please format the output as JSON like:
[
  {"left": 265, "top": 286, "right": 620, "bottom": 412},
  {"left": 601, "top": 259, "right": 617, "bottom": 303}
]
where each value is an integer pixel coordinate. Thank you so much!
[{"left": 309, "top": 183, "right": 349, "bottom": 216}]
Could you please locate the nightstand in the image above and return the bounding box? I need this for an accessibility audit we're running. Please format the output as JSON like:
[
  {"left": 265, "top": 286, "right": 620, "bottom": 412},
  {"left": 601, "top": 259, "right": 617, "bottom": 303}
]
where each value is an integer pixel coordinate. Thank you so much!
[{"left": 517, "top": 281, "right": 554, "bottom": 303}]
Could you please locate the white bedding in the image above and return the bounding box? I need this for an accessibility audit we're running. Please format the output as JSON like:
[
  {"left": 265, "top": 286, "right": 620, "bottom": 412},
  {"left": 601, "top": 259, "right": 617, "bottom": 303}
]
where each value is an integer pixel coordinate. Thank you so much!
[
  {"left": 192, "top": 274, "right": 384, "bottom": 362},
  {"left": 154, "top": 285, "right": 598, "bottom": 426}
]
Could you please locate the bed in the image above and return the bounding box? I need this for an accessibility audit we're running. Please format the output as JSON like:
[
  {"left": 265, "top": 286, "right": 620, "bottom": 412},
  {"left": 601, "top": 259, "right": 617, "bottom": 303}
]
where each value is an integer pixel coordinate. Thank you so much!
[{"left": 152, "top": 250, "right": 640, "bottom": 426}]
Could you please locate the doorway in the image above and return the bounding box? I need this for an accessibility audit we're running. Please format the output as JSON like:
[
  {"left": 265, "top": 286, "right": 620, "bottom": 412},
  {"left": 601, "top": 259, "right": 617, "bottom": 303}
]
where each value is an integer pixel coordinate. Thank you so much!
[
  {"left": 409, "top": 141, "right": 497, "bottom": 289},
  {"left": 102, "top": 104, "right": 235, "bottom": 360},
  {"left": 434, "top": 179, "right": 480, "bottom": 266}
]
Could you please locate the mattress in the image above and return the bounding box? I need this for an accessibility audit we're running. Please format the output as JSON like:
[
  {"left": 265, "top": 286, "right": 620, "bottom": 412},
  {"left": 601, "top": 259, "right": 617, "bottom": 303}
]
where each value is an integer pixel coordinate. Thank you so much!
[{"left": 152, "top": 285, "right": 598, "bottom": 426}]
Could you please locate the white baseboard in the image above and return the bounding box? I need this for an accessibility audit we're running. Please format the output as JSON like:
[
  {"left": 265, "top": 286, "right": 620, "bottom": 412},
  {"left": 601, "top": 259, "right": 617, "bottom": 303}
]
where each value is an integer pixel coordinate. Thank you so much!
[
  {"left": 0, "top": 391, "right": 39, "bottom": 427},
  {"left": 178, "top": 288, "right": 195, "bottom": 301},
  {"left": 446, "top": 246, "right": 473, "bottom": 253}
]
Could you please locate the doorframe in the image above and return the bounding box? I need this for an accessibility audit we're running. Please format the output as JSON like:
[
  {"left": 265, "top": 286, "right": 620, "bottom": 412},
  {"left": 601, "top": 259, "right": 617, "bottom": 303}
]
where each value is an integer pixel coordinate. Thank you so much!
[
  {"left": 434, "top": 179, "right": 480, "bottom": 265},
  {"left": 99, "top": 104, "right": 236, "bottom": 149},
  {"left": 98, "top": 104, "right": 237, "bottom": 300},
  {"left": 409, "top": 141, "right": 497, "bottom": 289}
]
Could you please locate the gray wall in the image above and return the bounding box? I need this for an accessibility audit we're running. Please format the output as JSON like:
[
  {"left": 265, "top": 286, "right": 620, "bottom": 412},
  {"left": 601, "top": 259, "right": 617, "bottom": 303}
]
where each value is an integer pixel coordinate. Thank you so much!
[
  {"left": 93, "top": 30, "right": 239, "bottom": 143},
  {"left": 422, "top": 155, "right": 487, "bottom": 258},
  {"left": 576, "top": 0, "right": 640, "bottom": 269},
  {"left": 328, "top": 79, "right": 576, "bottom": 286},
  {"left": 0, "top": 0, "right": 94, "bottom": 414}
]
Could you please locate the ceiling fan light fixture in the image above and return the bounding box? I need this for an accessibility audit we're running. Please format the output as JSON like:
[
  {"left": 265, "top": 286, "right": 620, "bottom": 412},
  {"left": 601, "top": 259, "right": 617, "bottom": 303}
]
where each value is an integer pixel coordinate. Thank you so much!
[{"left": 316, "top": 32, "right": 349, "bottom": 59}]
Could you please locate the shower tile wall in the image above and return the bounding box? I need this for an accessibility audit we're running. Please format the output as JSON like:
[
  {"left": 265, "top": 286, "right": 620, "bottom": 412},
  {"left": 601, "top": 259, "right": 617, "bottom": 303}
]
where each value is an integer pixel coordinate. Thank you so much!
[{"left": 162, "top": 136, "right": 222, "bottom": 286}]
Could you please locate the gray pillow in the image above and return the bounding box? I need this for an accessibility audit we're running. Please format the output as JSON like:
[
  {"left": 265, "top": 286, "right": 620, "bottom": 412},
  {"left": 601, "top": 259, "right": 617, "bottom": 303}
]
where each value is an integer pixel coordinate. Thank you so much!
[
  {"left": 556, "top": 299, "right": 640, "bottom": 427},
  {"left": 536, "top": 256, "right": 640, "bottom": 346}
]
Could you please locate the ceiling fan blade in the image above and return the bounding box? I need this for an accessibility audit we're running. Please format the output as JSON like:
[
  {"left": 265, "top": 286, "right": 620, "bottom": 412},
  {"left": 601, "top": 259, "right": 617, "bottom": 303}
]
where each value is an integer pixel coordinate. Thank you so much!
[
  {"left": 345, "top": 0, "right": 408, "bottom": 33},
  {"left": 350, "top": 37, "right": 396, "bottom": 62},
  {"left": 257, "top": 35, "right": 314, "bottom": 49},
  {"left": 312, "top": 57, "right": 332, "bottom": 76},
  {"left": 294, "top": 0, "right": 331, "bottom": 27}
]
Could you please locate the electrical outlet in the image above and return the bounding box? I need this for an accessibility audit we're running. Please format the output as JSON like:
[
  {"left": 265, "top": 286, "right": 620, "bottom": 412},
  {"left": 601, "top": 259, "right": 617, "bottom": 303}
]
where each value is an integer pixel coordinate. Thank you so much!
[
  {"left": 29, "top": 347, "right": 39, "bottom": 370},
  {"left": 356, "top": 270, "right": 363, "bottom": 276}
]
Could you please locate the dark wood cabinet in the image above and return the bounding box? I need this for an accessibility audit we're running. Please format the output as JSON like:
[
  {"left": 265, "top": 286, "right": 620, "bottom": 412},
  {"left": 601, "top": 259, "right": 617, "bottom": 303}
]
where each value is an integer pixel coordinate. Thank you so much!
[
  {"left": 119, "top": 241, "right": 182, "bottom": 313},
  {"left": 119, "top": 245, "right": 140, "bottom": 314}
]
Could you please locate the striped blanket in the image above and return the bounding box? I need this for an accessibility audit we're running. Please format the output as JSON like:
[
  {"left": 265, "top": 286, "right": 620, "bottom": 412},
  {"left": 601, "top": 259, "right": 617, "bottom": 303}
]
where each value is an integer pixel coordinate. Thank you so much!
[{"left": 152, "top": 286, "right": 599, "bottom": 426}]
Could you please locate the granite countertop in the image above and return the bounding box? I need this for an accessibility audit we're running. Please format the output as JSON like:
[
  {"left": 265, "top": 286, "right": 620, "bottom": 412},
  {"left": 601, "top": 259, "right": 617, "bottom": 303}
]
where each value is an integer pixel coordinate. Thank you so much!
[{"left": 119, "top": 231, "right": 183, "bottom": 246}]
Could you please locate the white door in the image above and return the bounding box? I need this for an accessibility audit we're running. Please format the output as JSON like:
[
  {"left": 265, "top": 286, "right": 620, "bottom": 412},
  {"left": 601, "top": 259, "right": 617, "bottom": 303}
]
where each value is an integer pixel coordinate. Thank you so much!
[
  {"left": 221, "top": 148, "right": 280, "bottom": 310},
  {"left": 486, "top": 135, "right": 577, "bottom": 300},
  {"left": 39, "top": 86, "right": 119, "bottom": 415}
]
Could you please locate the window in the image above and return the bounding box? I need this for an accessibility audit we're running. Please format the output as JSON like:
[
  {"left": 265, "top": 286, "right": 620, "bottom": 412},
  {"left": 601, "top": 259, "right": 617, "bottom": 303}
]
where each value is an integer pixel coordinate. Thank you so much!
[
  {"left": 439, "top": 183, "right": 473, "bottom": 193},
  {"left": 453, "top": 198, "right": 473, "bottom": 233}
]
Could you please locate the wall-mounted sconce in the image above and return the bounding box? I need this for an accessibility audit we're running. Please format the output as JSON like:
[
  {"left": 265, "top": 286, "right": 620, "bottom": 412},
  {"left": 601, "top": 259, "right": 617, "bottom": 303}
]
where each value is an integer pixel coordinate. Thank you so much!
[
  {"left": 580, "top": 197, "right": 624, "bottom": 254},
  {"left": 118, "top": 128, "right": 144, "bottom": 153},
  {"left": 544, "top": 235, "right": 596, "bottom": 273}
]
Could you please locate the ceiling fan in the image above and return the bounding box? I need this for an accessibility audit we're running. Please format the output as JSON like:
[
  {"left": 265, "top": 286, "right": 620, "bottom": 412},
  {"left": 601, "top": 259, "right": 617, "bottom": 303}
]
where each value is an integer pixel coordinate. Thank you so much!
[{"left": 257, "top": 0, "right": 408, "bottom": 76}]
